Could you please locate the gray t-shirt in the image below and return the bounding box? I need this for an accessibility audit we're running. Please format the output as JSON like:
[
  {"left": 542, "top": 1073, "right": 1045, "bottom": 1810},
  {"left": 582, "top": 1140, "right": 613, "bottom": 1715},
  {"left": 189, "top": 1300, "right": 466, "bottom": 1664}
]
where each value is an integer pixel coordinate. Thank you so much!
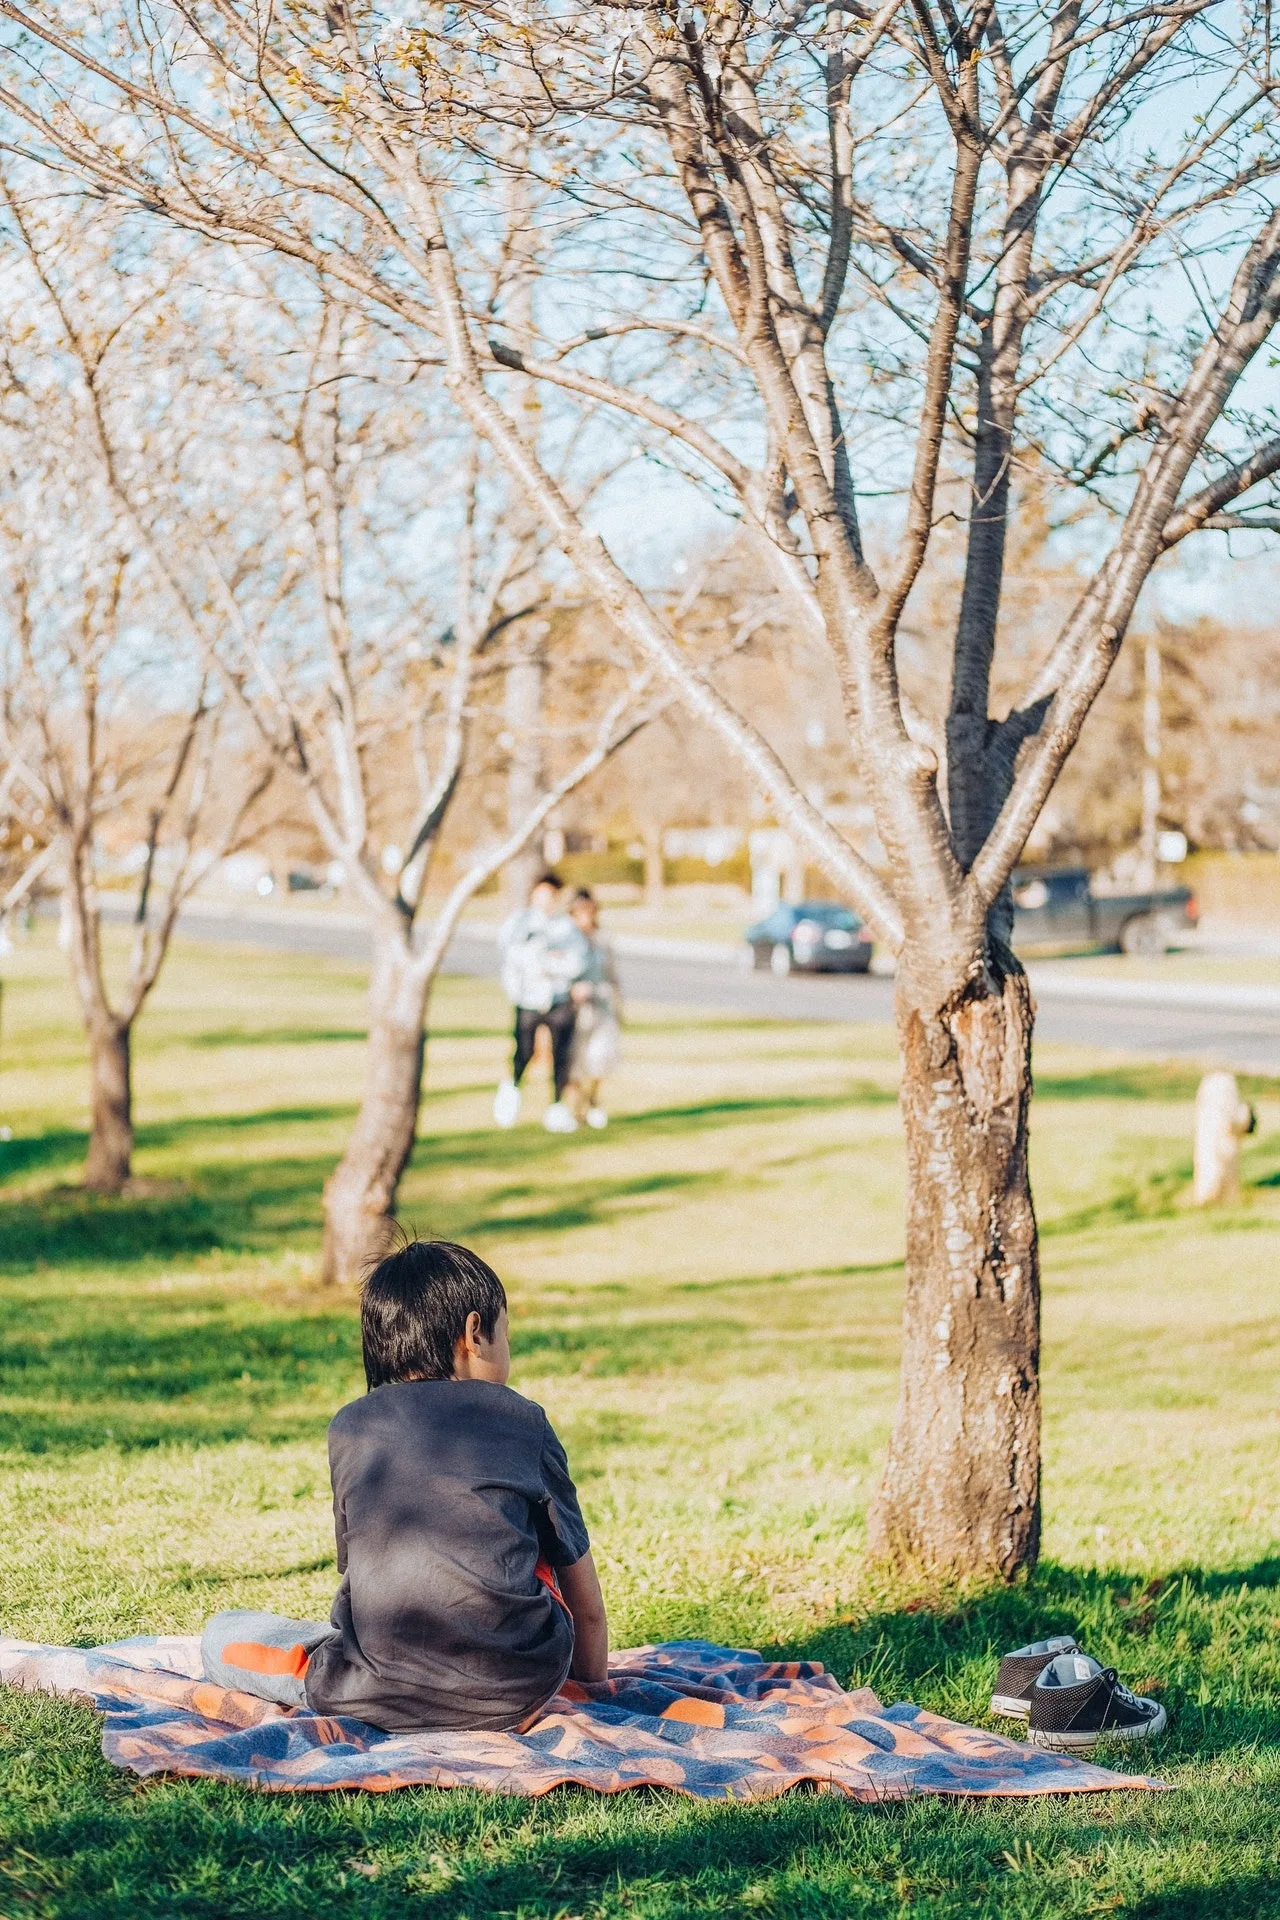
[{"left": 303, "top": 1380, "right": 589, "bottom": 1733}]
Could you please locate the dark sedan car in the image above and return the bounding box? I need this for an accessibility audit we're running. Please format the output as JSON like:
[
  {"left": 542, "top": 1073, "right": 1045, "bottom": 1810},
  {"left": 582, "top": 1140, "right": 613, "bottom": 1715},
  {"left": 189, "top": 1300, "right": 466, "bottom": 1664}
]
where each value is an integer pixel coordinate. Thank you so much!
[{"left": 745, "top": 902, "right": 873, "bottom": 975}]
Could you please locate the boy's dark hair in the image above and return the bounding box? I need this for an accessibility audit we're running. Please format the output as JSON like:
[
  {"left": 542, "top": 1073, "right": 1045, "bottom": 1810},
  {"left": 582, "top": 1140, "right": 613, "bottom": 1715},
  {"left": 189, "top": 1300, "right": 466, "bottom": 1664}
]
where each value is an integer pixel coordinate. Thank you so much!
[
  {"left": 571, "top": 887, "right": 595, "bottom": 906},
  {"left": 532, "top": 870, "right": 563, "bottom": 893},
  {"left": 361, "top": 1240, "right": 507, "bottom": 1388}
]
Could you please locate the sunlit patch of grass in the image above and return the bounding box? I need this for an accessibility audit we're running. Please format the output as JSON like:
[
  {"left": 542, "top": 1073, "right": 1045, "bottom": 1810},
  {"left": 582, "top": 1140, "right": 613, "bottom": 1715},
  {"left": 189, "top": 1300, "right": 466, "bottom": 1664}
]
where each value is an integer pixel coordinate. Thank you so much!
[{"left": 0, "top": 925, "right": 1278, "bottom": 1915}]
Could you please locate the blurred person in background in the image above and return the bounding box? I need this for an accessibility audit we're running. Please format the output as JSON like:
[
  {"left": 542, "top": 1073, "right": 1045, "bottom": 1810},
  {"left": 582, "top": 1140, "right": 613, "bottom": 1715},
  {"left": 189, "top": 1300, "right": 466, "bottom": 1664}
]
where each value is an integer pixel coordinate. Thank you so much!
[
  {"left": 565, "top": 889, "right": 622, "bottom": 1131},
  {"left": 494, "top": 873, "right": 588, "bottom": 1133}
]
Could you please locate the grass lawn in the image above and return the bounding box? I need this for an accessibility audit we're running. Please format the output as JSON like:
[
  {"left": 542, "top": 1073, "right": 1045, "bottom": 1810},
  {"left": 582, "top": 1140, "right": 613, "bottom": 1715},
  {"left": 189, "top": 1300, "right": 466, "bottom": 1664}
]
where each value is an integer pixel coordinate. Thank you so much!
[{"left": 1, "top": 925, "right": 1279, "bottom": 1918}]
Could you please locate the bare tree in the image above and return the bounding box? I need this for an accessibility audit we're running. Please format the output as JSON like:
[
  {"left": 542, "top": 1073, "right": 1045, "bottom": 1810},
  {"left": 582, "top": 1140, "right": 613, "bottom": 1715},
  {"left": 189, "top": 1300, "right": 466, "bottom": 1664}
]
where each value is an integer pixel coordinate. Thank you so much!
[
  {"left": 0, "top": 179, "right": 670, "bottom": 1278},
  {"left": 0, "top": 360, "right": 267, "bottom": 1190},
  {"left": 4, "top": 0, "right": 1277, "bottom": 1571}
]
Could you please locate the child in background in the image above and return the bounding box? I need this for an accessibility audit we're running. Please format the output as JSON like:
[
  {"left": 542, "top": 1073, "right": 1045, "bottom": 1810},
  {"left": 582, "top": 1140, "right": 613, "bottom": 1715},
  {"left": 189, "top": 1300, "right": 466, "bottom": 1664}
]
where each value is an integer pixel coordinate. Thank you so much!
[
  {"left": 493, "top": 871, "right": 589, "bottom": 1133},
  {"left": 565, "top": 887, "right": 623, "bottom": 1129},
  {"left": 200, "top": 1240, "right": 608, "bottom": 1733}
]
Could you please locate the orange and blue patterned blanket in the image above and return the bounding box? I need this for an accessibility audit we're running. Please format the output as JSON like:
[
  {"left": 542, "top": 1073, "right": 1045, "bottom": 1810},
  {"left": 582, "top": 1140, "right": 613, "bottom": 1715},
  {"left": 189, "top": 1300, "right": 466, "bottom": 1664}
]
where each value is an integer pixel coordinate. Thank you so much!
[{"left": 0, "top": 1635, "right": 1164, "bottom": 1799}]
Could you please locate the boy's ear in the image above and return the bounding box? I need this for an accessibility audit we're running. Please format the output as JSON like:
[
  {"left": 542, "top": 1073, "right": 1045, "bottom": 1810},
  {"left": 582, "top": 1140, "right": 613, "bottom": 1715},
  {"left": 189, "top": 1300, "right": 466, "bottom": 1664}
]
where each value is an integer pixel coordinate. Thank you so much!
[{"left": 462, "top": 1310, "right": 482, "bottom": 1355}]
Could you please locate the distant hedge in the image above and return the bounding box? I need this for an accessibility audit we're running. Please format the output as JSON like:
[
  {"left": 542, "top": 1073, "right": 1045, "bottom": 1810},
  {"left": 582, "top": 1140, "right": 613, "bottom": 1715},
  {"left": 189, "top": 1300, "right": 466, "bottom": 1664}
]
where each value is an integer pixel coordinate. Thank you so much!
[
  {"left": 555, "top": 849, "right": 753, "bottom": 889},
  {"left": 557, "top": 850, "right": 645, "bottom": 887}
]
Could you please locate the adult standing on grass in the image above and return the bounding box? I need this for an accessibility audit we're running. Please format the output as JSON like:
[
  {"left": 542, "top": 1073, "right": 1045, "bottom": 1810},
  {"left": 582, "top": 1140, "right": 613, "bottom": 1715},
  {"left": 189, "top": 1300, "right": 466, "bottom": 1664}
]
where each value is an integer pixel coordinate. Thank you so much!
[
  {"left": 564, "top": 889, "right": 622, "bottom": 1132},
  {"left": 494, "top": 872, "right": 588, "bottom": 1134}
]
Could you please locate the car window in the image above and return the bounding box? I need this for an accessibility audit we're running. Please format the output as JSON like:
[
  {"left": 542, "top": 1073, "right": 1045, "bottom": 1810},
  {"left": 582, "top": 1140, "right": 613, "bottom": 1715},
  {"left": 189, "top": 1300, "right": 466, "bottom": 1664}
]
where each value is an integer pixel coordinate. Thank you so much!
[
  {"left": 1045, "top": 871, "right": 1086, "bottom": 900},
  {"left": 800, "top": 904, "right": 860, "bottom": 930}
]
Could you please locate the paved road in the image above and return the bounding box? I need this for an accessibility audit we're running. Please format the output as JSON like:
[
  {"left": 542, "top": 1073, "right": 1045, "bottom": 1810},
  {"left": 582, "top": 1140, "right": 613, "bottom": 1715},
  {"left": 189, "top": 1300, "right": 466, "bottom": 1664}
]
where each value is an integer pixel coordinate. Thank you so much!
[{"left": 171, "top": 906, "right": 1280, "bottom": 1075}]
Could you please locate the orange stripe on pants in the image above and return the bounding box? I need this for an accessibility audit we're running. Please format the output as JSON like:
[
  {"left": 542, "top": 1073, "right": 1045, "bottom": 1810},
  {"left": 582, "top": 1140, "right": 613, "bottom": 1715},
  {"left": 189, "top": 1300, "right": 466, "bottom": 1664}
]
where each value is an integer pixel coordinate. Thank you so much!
[{"left": 222, "top": 1640, "right": 312, "bottom": 1678}]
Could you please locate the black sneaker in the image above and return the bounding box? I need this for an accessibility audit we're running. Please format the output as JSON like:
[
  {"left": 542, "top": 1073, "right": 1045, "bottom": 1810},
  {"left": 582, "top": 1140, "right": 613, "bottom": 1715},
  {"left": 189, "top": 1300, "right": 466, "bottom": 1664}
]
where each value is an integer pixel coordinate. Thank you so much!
[
  {"left": 1027, "top": 1651, "right": 1167, "bottom": 1751},
  {"left": 990, "top": 1635, "right": 1078, "bottom": 1718}
]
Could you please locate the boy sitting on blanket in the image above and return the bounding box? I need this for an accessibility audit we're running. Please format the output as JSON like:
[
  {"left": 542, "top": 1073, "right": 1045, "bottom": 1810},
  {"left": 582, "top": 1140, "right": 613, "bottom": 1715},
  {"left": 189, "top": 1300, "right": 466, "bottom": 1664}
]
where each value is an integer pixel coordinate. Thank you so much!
[{"left": 201, "top": 1240, "right": 608, "bottom": 1733}]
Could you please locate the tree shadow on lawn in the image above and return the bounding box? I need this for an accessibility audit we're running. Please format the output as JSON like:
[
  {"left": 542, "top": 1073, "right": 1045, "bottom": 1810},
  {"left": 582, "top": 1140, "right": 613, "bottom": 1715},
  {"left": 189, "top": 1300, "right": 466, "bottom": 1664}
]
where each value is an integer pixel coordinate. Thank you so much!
[
  {"left": 436, "top": 1167, "right": 720, "bottom": 1240},
  {"left": 414, "top": 1085, "right": 897, "bottom": 1172},
  {"left": 186, "top": 1023, "right": 511, "bottom": 1049},
  {"left": 0, "top": 1687, "right": 1250, "bottom": 1920},
  {"left": 0, "top": 1156, "right": 335, "bottom": 1273},
  {"left": 4, "top": 1563, "right": 1276, "bottom": 1918},
  {"left": 0, "top": 1105, "right": 364, "bottom": 1273},
  {"left": 1123, "top": 1874, "right": 1280, "bottom": 1920},
  {"left": 1037, "top": 1063, "right": 1280, "bottom": 1103},
  {"left": 1, "top": 1086, "right": 882, "bottom": 1273},
  {"left": 0, "top": 1265, "right": 756, "bottom": 1451},
  {"left": 0, "top": 1126, "right": 96, "bottom": 1183},
  {"left": 187, "top": 1025, "right": 369, "bottom": 1049},
  {"left": 0, "top": 1290, "right": 364, "bottom": 1451},
  {"left": 789, "top": 1555, "right": 1280, "bottom": 1768}
]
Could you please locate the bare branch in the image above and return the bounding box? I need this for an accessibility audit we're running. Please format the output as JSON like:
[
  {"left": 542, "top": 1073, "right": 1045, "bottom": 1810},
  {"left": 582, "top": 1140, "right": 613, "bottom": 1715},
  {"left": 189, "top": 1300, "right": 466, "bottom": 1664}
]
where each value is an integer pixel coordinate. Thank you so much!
[{"left": 1162, "top": 435, "right": 1280, "bottom": 547}]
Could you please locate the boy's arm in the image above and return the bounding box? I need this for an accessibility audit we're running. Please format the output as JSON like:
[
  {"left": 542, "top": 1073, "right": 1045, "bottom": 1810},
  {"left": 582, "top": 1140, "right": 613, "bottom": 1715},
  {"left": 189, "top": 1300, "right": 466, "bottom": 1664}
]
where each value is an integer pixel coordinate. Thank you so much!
[{"left": 558, "top": 1551, "right": 609, "bottom": 1682}]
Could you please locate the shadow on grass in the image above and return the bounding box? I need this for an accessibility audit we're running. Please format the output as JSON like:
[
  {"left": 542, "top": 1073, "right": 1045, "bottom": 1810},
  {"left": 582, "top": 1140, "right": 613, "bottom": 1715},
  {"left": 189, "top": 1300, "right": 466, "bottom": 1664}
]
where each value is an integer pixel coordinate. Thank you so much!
[
  {"left": 413, "top": 1086, "right": 896, "bottom": 1183},
  {"left": 784, "top": 1554, "right": 1280, "bottom": 1769},
  {"left": 1037, "top": 1063, "right": 1208, "bottom": 1102},
  {"left": 0, "top": 1185, "right": 224, "bottom": 1271},
  {"left": 448, "top": 1168, "right": 718, "bottom": 1239},
  {"left": 2, "top": 1561, "right": 1276, "bottom": 1916},
  {"left": 188, "top": 1026, "right": 368, "bottom": 1049},
  {"left": 617, "top": 1086, "right": 898, "bottom": 1126},
  {"left": 0, "top": 1249, "right": 759, "bottom": 1447},
  {"left": 670, "top": 1255, "right": 905, "bottom": 1294},
  {"left": 0, "top": 1285, "right": 362, "bottom": 1451},
  {"left": 510, "top": 1315, "right": 747, "bottom": 1376},
  {"left": 0, "top": 1105, "right": 363, "bottom": 1273},
  {"left": 0, "top": 1128, "right": 88, "bottom": 1182},
  {"left": 1247, "top": 1131, "right": 1280, "bottom": 1188},
  {"left": 0, "top": 1104, "right": 783, "bottom": 1282},
  {"left": 137, "top": 1103, "right": 356, "bottom": 1150},
  {"left": 186, "top": 1022, "right": 509, "bottom": 1050},
  {"left": 0, "top": 1153, "right": 336, "bottom": 1273},
  {"left": 0, "top": 1079, "right": 897, "bottom": 1273},
  {"left": 1037, "top": 1063, "right": 1280, "bottom": 1104},
  {"left": 1124, "top": 1876, "right": 1280, "bottom": 1920}
]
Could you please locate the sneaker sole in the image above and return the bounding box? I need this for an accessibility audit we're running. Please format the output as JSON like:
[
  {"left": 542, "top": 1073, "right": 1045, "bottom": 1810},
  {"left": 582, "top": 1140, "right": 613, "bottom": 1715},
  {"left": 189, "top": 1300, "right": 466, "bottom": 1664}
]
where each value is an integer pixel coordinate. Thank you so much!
[
  {"left": 989, "top": 1694, "right": 1032, "bottom": 1719},
  {"left": 1028, "top": 1703, "right": 1167, "bottom": 1751}
]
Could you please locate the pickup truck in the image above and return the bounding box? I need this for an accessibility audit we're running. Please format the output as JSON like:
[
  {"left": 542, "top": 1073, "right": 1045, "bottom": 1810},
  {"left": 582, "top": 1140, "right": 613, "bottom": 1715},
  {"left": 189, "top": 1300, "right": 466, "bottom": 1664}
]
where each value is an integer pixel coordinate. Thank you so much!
[{"left": 1011, "top": 866, "right": 1197, "bottom": 955}]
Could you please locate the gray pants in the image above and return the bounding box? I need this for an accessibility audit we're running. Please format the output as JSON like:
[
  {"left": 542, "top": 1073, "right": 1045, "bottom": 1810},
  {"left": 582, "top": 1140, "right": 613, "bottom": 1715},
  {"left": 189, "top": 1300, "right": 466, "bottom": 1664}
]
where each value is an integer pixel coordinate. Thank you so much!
[{"left": 201, "top": 1608, "right": 332, "bottom": 1709}]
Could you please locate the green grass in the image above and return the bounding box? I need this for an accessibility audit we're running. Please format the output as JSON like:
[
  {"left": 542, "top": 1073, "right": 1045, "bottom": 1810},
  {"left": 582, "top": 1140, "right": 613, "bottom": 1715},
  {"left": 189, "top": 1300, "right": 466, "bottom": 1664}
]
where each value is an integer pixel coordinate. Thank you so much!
[{"left": 1, "top": 926, "right": 1279, "bottom": 1918}]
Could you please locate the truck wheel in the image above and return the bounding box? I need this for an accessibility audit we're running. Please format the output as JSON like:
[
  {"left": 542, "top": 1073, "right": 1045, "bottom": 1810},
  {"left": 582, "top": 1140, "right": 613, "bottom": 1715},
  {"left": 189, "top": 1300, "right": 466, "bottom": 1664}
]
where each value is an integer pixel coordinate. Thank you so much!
[
  {"left": 770, "top": 942, "right": 793, "bottom": 976},
  {"left": 1121, "top": 914, "right": 1166, "bottom": 956}
]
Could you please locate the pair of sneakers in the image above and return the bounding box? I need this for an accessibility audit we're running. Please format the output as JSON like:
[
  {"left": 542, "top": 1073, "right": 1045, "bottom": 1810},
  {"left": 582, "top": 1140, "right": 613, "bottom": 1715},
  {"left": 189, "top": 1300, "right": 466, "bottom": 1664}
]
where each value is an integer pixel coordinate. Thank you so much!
[
  {"left": 547, "top": 1102, "right": 608, "bottom": 1132},
  {"left": 990, "top": 1635, "right": 1167, "bottom": 1751},
  {"left": 493, "top": 1082, "right": 608, "bottom": 1133}
]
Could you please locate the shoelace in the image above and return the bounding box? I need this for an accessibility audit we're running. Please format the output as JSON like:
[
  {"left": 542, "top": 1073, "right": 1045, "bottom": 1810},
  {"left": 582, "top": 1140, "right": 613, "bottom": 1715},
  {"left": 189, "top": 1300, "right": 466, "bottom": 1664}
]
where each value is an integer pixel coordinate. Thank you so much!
[{"left": 1100, "top": 1668, "right": 1147, "bottom": 1712}]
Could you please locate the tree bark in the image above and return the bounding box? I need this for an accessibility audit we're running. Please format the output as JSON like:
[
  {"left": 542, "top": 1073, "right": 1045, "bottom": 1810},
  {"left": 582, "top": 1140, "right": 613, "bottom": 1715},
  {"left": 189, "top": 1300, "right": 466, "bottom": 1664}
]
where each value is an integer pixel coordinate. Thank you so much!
[
  {"left": 83, "top": 1016, "right": 133, "bottom": 1193},
  {"left": 321, "top": 931, "right": 430, "bottom": 1284},
  {"left": 642, "top": 826, "right": 665, "bottom": 909},
  {"left": 503, "top": 633, "right": 545, "bottom": 912},
  {"left": 868, "top": 946, "right": 1041, "bottom": 1580}
]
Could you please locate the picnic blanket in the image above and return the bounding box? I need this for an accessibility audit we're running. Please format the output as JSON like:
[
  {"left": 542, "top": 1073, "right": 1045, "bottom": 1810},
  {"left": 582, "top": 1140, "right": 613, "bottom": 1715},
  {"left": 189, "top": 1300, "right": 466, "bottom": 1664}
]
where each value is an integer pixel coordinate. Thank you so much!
[{"left": 0, "top": 1634, "right": 1164, "bottom": 1800}]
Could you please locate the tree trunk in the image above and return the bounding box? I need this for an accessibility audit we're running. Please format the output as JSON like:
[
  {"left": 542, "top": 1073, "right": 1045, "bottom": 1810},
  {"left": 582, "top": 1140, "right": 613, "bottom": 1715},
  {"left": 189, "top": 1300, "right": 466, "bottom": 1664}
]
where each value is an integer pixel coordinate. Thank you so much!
[
  {"left": 868, "top": 945, "right": 1041, "bottom": 1581},
  {"left": 642, "top": 826, "right": 665, "bottom": 909},
  {"left": 83, "top": 1017, "right": 133, "bottom": 1193},
  {"left": 321, "top": 934, "right": 431, "bottom": 1284},
  {"left": 503, "top": 639, "right": 545, "bottom": 911}
]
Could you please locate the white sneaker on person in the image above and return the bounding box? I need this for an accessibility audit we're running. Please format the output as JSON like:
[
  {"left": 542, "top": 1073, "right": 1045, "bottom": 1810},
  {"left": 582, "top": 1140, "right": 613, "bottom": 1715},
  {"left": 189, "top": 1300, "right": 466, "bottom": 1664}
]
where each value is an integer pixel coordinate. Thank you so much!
[
  {"left": 586, "top": 1106, "right": 608, "bottom": 1130},
  {"left": 493, "top": 1080, "right": 521, "bottom": 1129},
  {"left": 543, "top": 1101, "right": 578, "bottom": 1133}
]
